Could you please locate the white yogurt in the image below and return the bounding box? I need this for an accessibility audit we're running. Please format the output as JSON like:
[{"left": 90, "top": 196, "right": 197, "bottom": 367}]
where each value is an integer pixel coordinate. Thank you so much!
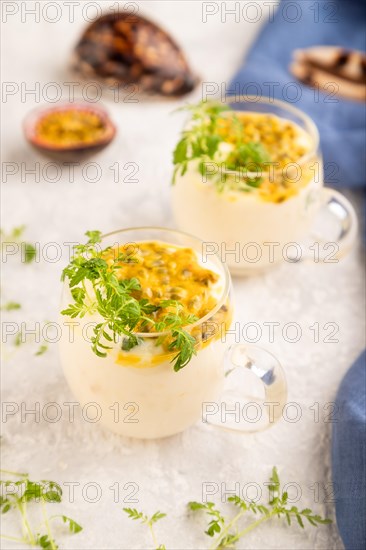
[
  {"left": 59, "top": 310, "right": 226, "bottom": 438},
  {"left": 172, "top": 112, "right": 322, "bottom": 275},
  {"left": 172, "top": 166, "right": 323, "bottom": 274},
  {"left": 59, "top": 247, "right": 229, "bottom": 439}
]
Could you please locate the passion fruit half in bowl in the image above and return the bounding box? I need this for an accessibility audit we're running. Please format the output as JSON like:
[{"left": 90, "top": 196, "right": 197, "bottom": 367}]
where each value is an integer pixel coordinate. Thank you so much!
[{"left": 23, "top": 102, "right": 116, "bottom": 161}]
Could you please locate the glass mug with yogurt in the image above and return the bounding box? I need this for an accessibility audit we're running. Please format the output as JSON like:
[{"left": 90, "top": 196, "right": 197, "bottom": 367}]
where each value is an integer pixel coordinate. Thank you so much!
[
  {"left": 171, "top": 97, "right": 357, "bottom": 275},
  {"left": 59, "top": 227, "right": 287, "bottom": 439}
]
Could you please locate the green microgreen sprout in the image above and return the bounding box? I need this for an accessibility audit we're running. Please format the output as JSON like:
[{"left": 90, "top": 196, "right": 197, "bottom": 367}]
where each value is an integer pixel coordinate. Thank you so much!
[
  {"left": 61, "top": 231, "right": 198, "bottom": 372},
  {"left": 123, "top": 508, "right": 166, "bottom": 550},
  {"left": 188, "top": 467, "right": 332, "bottom": 548},
  {"left": 0, "top": 226, "right": 37, "bottom": 264},
  {"left": 0, "top": 470, "right": 82, "bottom": 549},
  {"left": 172, "top": 100, "right": 271, "bottom": 191}
]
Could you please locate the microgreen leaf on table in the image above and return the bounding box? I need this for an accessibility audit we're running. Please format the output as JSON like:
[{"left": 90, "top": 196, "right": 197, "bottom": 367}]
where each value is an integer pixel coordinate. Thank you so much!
[
  {"left": 188, "top": 467, "right": 332, "bottom": 549},
  {"left": 123, "top": 508, "right": 166, "bottom": 550},
  {"left": 1, "top": 302, "right": 21, "bottom": 311},
  {"left": 123, "top": 467, "right": 331, "bottom": 549},
  {"left": 0, "top": 226, "right": 37, "bottom": 264},
  {"left": 0, "top": 470, "right": 82, "bottom": 549}
]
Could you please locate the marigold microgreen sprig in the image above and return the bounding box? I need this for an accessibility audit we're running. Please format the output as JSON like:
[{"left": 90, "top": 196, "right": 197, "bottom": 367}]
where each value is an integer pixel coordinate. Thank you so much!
[
  {"left": 172, "top": 100, "right": 271, "bottom": 191},
  {"left": 61, "top": 231, "right": 198, "bottom": 371}
]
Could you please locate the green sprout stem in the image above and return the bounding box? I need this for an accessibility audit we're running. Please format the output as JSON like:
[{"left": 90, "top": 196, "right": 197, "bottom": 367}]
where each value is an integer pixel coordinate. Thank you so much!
[
  {"left": 17, "top": 499, "right": 36, "bottom": 546},
  {"left": 1, "top": 470, "right": 82, "bottom": 549},
  {"left": 1, "top": 533, "right": 28, "bottom": 544},
  {"left": 40, "top": 499, "right": 57, "bottom": 550},
  {"left": 149, "top": 523, "right": 159, "bottom": 549},
  {"left": 0, "top": 469, "right": 28, "bottom": 478},
  {"left": 208, "top": 510, "right": 243, "bottom": 549},
  {"left": 211, "top": 511, "right": 275, "bottom": 549},
  {"left": 189, "top": 467, "right": 331, "bottom": 549}
]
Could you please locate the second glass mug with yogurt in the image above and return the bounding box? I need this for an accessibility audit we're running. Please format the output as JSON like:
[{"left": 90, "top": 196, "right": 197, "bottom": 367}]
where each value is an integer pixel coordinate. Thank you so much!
[
  {"left": 59, "top": 227, "right": 287, "bottom": 439},
  {"left": 171, "top": 96, "right": 357, "bottom": 275}
]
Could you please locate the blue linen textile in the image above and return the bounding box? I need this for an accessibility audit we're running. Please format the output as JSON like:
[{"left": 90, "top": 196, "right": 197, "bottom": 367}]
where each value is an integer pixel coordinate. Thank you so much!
[
  {"left": 228, "top": 0, "right": 366, "bottom": 189},
  {"left": 332, "top": 350, "right": 366, "bottom": 550},
  {"left": 228, "top": 3, "right": 366, "bottom": 547}
]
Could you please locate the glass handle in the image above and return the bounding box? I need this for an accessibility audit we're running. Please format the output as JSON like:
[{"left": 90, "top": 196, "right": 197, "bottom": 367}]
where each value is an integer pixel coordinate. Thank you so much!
[
  {"left": 203, "top": 344, "right": 287, "bottom": 433},
  {"left": 301, "top": 187, "right": 358, "bottom": 262}
]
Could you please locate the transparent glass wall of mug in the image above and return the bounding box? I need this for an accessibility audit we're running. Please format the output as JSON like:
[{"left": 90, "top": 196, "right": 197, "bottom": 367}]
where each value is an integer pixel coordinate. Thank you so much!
[
  {"left": 171, "top": 97, "right": 357, "bottom": 275},
  {"left": 59, "top": 227, "right": 287, "bottom": 439}
]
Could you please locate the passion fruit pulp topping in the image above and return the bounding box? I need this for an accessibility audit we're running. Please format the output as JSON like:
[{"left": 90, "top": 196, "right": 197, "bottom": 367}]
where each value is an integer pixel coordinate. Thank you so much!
[
  {"left": 35, "top": 109, "right": 108, "bottom": 147},
  {"left": 104, "top": 241, "right": 222, "bottom": 327},
  {"left": 103, "top": 240, "right": 232, "bottom": 366}
]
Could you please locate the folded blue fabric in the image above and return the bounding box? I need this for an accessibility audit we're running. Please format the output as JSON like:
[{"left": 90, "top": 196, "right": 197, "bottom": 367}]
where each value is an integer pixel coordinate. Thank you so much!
[
  {"left": 332, "top": 350, "right": 366, "bottom": 550},
  {"left": 229, "top": 0, "right": 366, "bottom": 189}
]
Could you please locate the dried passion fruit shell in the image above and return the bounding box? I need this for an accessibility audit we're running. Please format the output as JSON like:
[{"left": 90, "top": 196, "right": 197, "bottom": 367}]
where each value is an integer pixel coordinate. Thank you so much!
[
  {"left": 23, "top": 102, "right": 116, "bottom": 161},
  {"left": 72, "top": 12, "right": 197, "bottom": 97}
]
